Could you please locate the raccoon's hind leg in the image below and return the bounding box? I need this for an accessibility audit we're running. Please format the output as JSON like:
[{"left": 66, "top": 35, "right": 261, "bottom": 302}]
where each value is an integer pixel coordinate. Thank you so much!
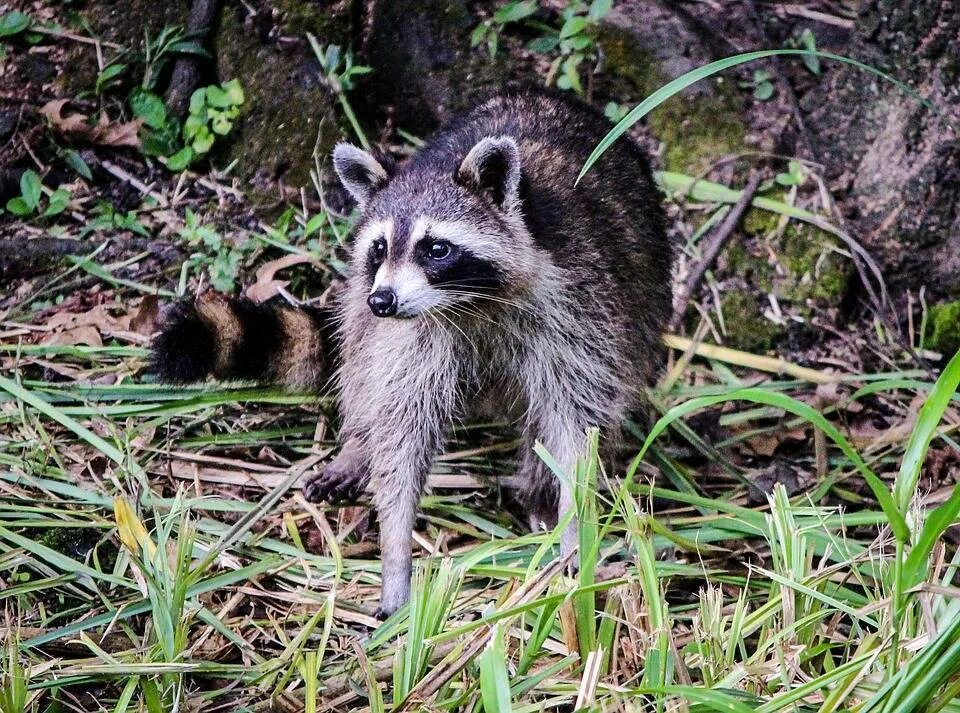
[{"left": 303, "top": 435, "right": 369, "bottom": 503}]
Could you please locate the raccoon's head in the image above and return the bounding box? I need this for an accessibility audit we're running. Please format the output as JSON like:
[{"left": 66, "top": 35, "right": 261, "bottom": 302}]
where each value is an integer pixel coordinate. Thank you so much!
[{"left": 332, "top": 137, "right": 537, "bottom": 319}]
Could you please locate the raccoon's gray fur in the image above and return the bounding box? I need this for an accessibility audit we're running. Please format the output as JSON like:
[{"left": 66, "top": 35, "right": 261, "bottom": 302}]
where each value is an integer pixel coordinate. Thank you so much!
[
  {"left": 150, "top": 90, "right": 672, "bottom": 619},
  {"left": 312, "top": 90, "right": 672, "bottom": 616}
]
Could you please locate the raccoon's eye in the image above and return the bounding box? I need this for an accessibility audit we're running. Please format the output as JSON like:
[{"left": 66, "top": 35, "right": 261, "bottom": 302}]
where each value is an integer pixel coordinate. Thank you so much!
[
  {"left": 370, "top": 238, "right": 387, "bottom": 263},
  {"left": 427, "top": 241, "right": 452, "bottom": 260}
]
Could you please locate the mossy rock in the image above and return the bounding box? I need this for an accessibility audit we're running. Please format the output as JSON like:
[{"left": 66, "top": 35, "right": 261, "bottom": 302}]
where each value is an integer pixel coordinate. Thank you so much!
[
  {"left": 928, "top": 301, "right": 960, "bottom": 358},
  {"left": 212, "top": 5, "right": 344, "bottom": 190},
  {"left": 597, "top": 22, "right": 745, "bottom": 174}
]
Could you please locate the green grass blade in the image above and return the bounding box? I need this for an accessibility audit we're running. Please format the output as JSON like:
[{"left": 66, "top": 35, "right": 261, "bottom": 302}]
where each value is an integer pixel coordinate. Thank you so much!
[
  {"left": 479, "top": 623, "right": 513, "bottom": 713},
  {"left": 617, "top": 388, "right": 908, "bottom": 543},
  {"left": 0, "top": 373, "right": 135, "bottom": 473},
  {"left": 894, "top": 349, "right": 960, "bottom": 512},
  {"left": 578, "top": 48, "right": 936, "bottom": 182}
]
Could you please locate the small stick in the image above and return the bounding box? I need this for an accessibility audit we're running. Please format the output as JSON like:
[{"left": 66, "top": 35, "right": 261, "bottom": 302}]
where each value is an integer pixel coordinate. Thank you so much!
[
  {"left": 669, "top": 172, "right": 762, "bottom": 331},
  {"left": 100, "top": 160, "right": 169, "bottom": 206},
  {"left": 662, "top": 333, "right": 836, "bottom": 384}
]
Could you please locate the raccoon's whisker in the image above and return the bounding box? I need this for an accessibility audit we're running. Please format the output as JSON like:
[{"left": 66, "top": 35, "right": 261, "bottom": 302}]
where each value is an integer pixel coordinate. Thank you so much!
[
  {"left": 440, "top": 303, "right": 494, "bottom": 325},
  {"left": 435, "top": 308, "right": 479, "bottom": 353},
  {"left": 438, "top": 289, "right": 534, "bottom": 313}
]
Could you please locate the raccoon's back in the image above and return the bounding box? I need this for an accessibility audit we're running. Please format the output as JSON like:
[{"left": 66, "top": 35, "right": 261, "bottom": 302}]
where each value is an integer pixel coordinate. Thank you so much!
[{"left": 436, "top": 91, "right": 672, "bottom": 364}]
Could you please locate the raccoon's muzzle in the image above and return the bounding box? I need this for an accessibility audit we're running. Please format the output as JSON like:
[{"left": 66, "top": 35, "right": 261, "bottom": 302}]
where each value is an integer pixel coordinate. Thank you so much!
[{"left": 148, "top": 295, "right": 336, "bottom": 390}]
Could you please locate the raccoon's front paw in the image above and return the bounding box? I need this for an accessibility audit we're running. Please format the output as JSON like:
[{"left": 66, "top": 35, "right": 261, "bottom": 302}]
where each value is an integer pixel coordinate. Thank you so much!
[{"left": 303, "top": 461, "right": 369, "bottom": 504}]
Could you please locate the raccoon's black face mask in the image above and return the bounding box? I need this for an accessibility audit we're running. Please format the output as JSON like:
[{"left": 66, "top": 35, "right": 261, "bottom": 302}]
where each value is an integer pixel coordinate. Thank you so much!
[{"left": 333, "top": 137, "right": 532, "bottom": 320}]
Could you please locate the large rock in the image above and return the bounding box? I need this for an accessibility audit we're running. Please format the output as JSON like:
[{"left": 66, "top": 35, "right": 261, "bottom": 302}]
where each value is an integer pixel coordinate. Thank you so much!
[{"left": 805, "top": 0, "right": 960, "bottom": 298}]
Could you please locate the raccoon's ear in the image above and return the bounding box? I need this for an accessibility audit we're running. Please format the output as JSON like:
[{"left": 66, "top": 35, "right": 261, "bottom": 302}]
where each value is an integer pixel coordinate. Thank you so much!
[
  {"left": 332, "top": 143, "right": 392, "bottom": 209},
  {"left": 456, "top": 136, "right": 521, "bottom": 211}
]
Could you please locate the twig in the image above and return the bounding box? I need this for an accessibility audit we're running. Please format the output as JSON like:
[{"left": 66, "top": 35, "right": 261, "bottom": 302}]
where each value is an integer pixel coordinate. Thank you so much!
[
  {"left": 662, "top": 333, "right": 837, "bottom": 384},
  {"left": 669, "top": 172, "right": 762, "bottom": 331},
  {"left": 29, "top": 26, "right": 122, "bottom": 49},
  {"left": 100, "top": 160, "right": 169, "bottom": 207}
]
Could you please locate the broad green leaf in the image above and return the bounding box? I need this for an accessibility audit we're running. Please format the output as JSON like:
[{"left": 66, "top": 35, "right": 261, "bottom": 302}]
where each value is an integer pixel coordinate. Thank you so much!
[
  {"left": 129, "top": 88, "right": 169, "bottom": 129},
  {"left": 493, "top": 0, "right": 537, "bottom": 24},
  {"left": 63, "top": 148, "right": 92, "bottom": 179},
  {"left": 41, "top": 188, "right": 70, "bottom": 217},
  {"left": 589, "top": 0, "right": 613, "bottom": 21},
  {"left": 168, "top": 40, "right": 211, "bottom": 57},
  {"left": 165, "top": 146, "right": 194, "bottom": 171},
  {"left": 0, "top": 10, "right": 30, "bottom": 37},
  {"left": 95, "top": 62, "right": 125, "bottom": 93},
  {"left": 470, "top": 22, "right": 488, "bottom": 47},
  {"left": 5, "top": 196, "right": 30, "bottom": 215},
  {"left": 20, "top": 169, "right": 41, "bottom": 210},
  {"left": 560, "top": 16, "right": 588, "bottom": 39},
  {"left": 221, "top": 78, "right": 244, "bottom": 105}
]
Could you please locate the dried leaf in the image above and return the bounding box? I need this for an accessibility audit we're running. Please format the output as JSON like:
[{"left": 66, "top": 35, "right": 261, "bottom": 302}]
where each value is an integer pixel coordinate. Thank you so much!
[
  {"left": 130, "top": 295, "right": 160, "bottom": 335},
  {"left": 41, "top": 99, "right": 142, "bottom": 148},
  {"left": 244, "top": 254, "right": 320, "bottom": 303},
  {"left": 41, "top": 325, "right": 103, "bottom": 347}
]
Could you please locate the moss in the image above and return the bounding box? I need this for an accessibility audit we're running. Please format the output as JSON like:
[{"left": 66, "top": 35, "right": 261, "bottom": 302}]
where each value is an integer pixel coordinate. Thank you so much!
[
  {"left": 778, "top": 226, "right": 850, "bottom": 303},
  {"left": 720, "top": 291, "right": 779, "bottom": 352},
  {"left": 928, "top": 301, "right": 960, "bottom": 357},
  {"left": 39, "top": 527, "right": 100, "bottom": 560},
  {"left": 732, "top": 211, "right": 850, "bottom": 306},
  {"left": 274, "top": 0, "right": 348, "bottom": 37},
  {"left": 212, "top": 7, "right": 341, "bottom": 190},
  {"left": 598, "top": 25, "right": 746, "bottom": 174}
]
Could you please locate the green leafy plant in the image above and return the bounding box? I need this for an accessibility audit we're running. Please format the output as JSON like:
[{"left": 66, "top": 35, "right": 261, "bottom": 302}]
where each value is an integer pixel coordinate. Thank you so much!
[
  {"left": 0, "top": 635, "right": 29, "bottom": 713},
  {"left": 603, "top": 100, "right": 630, "bottom": 123},
  {"left": 130, "top": 79, "right": 244, "bottom": 171},
  {"left": 775, "top": 159, "right": 806, "bottom": 187},
  {"left": 4, "top": 170, "right": 70, "bottom": 218},
  {"left": 165, "top": 79, "right": 245, "bottom": 170},
  {"left": 307, "top": 37, "right": 372, "bottom": 149},
  {"left": 532, "top": 0, "right": 613, "bottom": 95},
  {"left": 141, "top": 25, "right": 209, "bottom": 92},
  {"left": 739, "top": 69, "right": 775, "bottom": 100},
  {"left": 78, "top": 202, "right": 151, "bottom": 238},
  {"left": 177, "top": 208, "right": 254, "bottom": 292},
  {"left": 95, "top": 60, "right": 126, "bottom": 94},
  {"left": 789, "top": 28, "right": 820, "bottom": 75},
  {"left": 471, "top": 1, "right": 538, "bottom": 58}
]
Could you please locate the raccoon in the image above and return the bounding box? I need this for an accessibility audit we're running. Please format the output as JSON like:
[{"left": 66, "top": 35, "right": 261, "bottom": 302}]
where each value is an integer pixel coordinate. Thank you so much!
[{"left": 151, "top": 90, "right": 672, "bottom": 618}]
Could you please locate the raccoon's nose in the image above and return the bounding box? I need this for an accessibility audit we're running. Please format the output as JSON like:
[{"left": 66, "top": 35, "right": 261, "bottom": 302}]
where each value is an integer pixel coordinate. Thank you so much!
[{"left": 368, "top": 289, "right": 398, "bottom": 317}]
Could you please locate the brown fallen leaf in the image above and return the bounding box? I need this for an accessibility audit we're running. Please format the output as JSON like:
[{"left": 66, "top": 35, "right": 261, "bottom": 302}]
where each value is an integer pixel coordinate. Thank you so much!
[
  {"left": 40, "top": 99, "right": 142, "bottom": 148},
  {"left": 130, "top": 295, "right": 160, "bottom": 335},
  {"left": 40, "top": 304, "right": 133, "bottom": 345},
  {"left": 41, "top": 325, "right": 103, "bottom": 347},
  {"left": 244, "top": 253, "right": 320, "bottom": 303}
]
